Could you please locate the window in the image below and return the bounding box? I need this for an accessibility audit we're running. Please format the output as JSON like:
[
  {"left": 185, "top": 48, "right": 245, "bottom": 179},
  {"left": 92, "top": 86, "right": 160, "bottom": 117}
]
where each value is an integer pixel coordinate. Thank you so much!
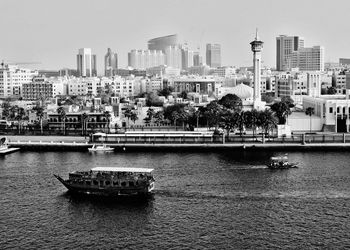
[{"left": 329, "top": 107, "right": 333, "bottom": 113}]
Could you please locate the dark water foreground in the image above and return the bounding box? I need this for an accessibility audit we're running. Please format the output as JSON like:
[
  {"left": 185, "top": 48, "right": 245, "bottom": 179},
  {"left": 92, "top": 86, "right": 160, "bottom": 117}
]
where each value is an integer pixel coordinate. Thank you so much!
[{"left": 1, "top": 151, "right": 350, "bottom": 249}]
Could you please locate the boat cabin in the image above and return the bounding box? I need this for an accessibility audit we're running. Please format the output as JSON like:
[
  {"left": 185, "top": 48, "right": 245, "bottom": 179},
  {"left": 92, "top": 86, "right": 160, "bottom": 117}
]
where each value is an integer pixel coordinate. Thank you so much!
[{"left": 68, "top": 167, "right": 154, "bottom": 188}]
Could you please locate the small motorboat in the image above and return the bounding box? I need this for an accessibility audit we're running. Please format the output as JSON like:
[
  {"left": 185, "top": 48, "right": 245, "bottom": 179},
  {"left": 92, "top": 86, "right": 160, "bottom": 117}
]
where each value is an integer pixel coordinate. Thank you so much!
[
  {"left": 267, "top": 155, "right": 298, "bottom": 170},
  {"left": 88, "top": 144, "right": 114, "bottom": 152}
]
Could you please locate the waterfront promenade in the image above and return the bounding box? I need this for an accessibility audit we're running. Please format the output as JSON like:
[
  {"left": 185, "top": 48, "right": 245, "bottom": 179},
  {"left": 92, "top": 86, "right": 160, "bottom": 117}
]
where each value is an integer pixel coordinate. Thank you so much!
[{"left": 6, "top": 134, "right": 350, "bottom": 151}]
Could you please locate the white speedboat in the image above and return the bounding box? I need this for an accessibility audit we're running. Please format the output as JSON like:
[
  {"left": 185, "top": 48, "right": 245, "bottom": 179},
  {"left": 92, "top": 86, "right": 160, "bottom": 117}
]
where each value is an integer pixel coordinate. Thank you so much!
[
  {"left": 88, "top": 144, "right": 114, "bottom": 152},
  {"left": 0, "top": 137, "right": 20, "bottom": 155}
]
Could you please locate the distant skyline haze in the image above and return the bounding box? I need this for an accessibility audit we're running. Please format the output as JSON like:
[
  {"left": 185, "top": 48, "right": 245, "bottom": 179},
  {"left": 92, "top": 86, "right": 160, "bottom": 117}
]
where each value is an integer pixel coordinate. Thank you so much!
[{"left": 1, "top": 0, "right": 349, "bottom": 73}]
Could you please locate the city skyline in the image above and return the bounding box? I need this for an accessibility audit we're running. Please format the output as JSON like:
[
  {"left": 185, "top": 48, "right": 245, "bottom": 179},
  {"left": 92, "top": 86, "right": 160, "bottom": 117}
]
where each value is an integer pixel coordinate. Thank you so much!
[{"left": 1, "top": 0, "right": 349, "bottom": 73}]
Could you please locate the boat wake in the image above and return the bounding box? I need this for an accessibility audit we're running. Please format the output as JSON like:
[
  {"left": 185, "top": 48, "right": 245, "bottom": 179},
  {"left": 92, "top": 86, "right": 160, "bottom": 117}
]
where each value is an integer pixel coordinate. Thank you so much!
[{"left": 154, "top": 189, "right": 350, "bottom": 200}]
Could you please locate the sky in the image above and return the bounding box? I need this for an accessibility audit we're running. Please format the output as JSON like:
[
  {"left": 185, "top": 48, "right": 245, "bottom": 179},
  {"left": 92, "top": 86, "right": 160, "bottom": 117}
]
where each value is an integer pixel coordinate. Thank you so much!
[{"left": 1, "top": 0, "right": 349, "bottom": 73}]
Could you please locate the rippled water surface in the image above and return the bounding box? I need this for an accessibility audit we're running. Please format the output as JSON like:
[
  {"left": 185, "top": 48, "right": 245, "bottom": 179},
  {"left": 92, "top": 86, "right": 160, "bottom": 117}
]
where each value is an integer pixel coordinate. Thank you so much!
[{"left": 1, "top": 150, "right": 350, "bottom": 249}]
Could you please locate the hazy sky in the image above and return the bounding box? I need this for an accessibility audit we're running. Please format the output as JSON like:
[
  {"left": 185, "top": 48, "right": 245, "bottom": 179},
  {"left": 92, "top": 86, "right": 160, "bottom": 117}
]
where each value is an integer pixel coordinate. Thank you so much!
[{"left": 1, "top": 0, "right": 349, "bottom": 73}]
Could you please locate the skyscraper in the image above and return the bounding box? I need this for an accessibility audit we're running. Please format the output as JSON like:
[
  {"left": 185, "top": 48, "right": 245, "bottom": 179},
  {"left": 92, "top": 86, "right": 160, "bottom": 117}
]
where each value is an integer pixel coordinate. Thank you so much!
[
  {"left": 77, "top": 48, "right": 97, "bottom": 77},
  {"left": 193, "top": 52, "right": 203, "bottom": 66},
  {"left": 206, "top": 44, "right": 221, "bottom": 68},
  {"left": 181, "top": 47, "right": 194, "bottom": 70},
  {"left": 291, "top": 46, "right": 325, "bottom": 71},
  {"left": 148, "top": 34, "right": 178, "bottom": 52},
  {"left": 165, "top": 45, "right": 182, "bottom": 69},
  {"left": 276, "top": 35, "right": 304, "bottom": 71},
  {"left": 105, "top": 48, "right": 118, "bottom": 77}
]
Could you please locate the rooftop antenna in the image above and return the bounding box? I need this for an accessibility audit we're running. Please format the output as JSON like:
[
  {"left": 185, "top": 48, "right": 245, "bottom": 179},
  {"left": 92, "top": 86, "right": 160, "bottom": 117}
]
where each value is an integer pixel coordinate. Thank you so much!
[{"left": 255, "top": 28, "right": 259, "bottom": 41}]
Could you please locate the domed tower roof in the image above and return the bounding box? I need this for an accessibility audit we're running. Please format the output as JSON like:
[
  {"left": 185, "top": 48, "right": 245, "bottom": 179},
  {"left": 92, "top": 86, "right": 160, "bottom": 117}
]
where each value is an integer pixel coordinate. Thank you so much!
[{"left": 232, "top": 83, "right": 253, "bottom": 99}]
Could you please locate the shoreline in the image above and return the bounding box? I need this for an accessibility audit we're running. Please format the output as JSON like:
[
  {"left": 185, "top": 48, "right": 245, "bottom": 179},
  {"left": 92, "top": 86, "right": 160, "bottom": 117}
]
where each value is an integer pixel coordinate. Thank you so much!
[{"left": 7, "top": 141, "right": 350, "bottom": 152}]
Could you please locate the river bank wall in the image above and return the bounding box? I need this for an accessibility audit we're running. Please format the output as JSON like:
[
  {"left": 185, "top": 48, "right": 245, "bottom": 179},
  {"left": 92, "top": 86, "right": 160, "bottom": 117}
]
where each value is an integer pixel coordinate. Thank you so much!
[{"left": 6, "top": 135, "right": 350, "bottom": 152}]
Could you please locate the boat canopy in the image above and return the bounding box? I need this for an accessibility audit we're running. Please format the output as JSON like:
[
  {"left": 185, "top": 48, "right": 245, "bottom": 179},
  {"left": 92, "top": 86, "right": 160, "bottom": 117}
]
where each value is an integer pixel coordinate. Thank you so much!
[
  {"left": 270, "top": 156, "right": 288, "bottom": 161},
  {"left": 91, "top": 167, "right": 154, "bottom": 173}
]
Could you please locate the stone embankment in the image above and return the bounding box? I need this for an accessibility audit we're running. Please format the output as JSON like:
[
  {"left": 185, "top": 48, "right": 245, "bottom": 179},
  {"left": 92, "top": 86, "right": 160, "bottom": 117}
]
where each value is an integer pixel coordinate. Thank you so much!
[{"left": 6, "top": 135, "right": 350, "bottom": 152}]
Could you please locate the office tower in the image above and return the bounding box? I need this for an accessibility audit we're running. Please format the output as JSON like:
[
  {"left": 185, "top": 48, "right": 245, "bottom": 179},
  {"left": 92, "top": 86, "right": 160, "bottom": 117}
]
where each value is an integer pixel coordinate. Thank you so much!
[
  {"left": 181, "top": 48, "right": 194, "bottom": 70},
  {"left": 148, "top": 34, "right": 178, "bottom": 52},
  {"left": 193, "top": 52, "right": 203, "bottom": 66},
  {"left": 165, "top": 45, "right": 182, "bottom": 69},
  {"left": 128, "top": 50, "right": 165, "bottom": 70},
  {"left": 276, "top": 35, "right": 304, "bottom": 71},
  {"left": 206, "top": 44, "right": 221, "bottom": 68},
  {"left": 250, "top": 30, "right": 263, "bottom": 107},
  {"left": 340, "top": 58, "right": 350, "bottom": 66},
  {"left": 291, "top": 46, "right": 325, "bottom": 71},
  {"left": 105, "top": 48, "right": 118, "bottom": 77},
  {"left": 77, "top": 48, "right": 97, "bottom": 77}
]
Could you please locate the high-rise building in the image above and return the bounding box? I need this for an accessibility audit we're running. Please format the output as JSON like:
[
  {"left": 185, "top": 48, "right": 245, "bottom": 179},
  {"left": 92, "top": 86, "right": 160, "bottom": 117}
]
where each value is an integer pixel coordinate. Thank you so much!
[
  {"left": 148, "top": 34, "right": 178, "bottom": 52},
  {"left": 276, "top": 35, "right": 304, "bottom": 71},
  {"left": 181, "top": 48, "right": 194, "bottom": 70},
  {"left": 193, "top": 52, "right": 203, "bottom": 66},
  {"left": 165, "top": 46, "right": 182, "bottom": 69},
  {"left": 77, "top": 48, "right": 97, "bottom": 77},
  {"left": 128, "top": 50, "right": 165, "bottom": 70},
  {"left": 291, "top": 46, "right": 325, "bottom": 71},
  {"left": 206, "top": 44, "right": 221, "bottom": 68},
  {"left": 105, "top": 48, "right": 118, "bottom": 77},
  {"left": 339, "top": 58, "right": 350, "bottom": 66}
]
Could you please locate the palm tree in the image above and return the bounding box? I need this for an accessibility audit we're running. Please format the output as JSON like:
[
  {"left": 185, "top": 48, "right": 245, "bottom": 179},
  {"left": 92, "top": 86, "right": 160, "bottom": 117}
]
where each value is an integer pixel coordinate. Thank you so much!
[
  {"left": 270, "top": 101, "right": 292, "bottom": 125},
  {"left": 15, "top": 108, "right": 26, "bottom": 134},
  {"left": 130, "top": 111, "right": 138, "bottom": 125},
  {"left": 236, "top": 111, "right": 246, "bottom": 136},
  {"left": 1, "top": 101, "right": 11, "bottom": 120},
  {"left": 259, "top": 109, "right": 278, "bottom": 137},
  {"left": 57, "top": 107, "right": 66, "bottom": 135},
  {"left": 171, "top": 111, "right": 180, "bottom": 130},
  {"left": 305, "top": 107, "right": 315, "bottom": 133},
  {"left": 244, "top": 109, "right": 260, "bottom": 138},
  {"left": 123, "top": 107, "right": 133, "bottom": 128},
  {"left": 154, "top": 111, "right": 164, "bottom": 126},
  {"left": 219, "top": 110, "right": 237, "bottom": 137},
  {"left": 146, "top": 108, "right": 156, "bottom": 123},
  {"left": 103, "top": 111, "right": 111, "bottom": 133},
  {"left": 178, "top": 110, "right": 189, "bottom": 130},
  {"left": 33, "top": 105, "right": 44, "bottom": 135}
]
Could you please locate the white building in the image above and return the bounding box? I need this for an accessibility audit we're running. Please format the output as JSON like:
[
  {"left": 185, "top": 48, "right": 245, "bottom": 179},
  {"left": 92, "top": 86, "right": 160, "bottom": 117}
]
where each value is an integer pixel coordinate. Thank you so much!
[
  {"left": 165, "top": 45, "right": 182, "bottom": 69},
  {"left": 128, "top": 50, "right": 165, "bottom": 70},
  {"left": 0, "top": 64, "right": 38, "bottom": 97},
  {"left": 212, "top": 67, "right": 236, "bottom": 78}
]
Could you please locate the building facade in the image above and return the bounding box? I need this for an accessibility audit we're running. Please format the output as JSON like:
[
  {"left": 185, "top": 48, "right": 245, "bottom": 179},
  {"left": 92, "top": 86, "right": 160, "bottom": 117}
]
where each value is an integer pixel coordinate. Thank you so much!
[
  {"left": 206, "top": 44, "right": 221, "bottom": 68},
  {"left": 165, "top": 46, "right": 182, "bottom": 69},
  {"left": 128, "top": 50, "right": 165, "bottom": 70},
  {"left": 276, "top": 35, "right": 304, "bottom": 71},
  {"left": 22, "top": 77, "right": 53, "bottom": 100},
  {"left": 0, "top": 64, "right": 38, "bottom": 97},
  {"left": 147, "top": 34, "right": 178, "bottom": 52},
  {"left": 77, "top": 48, "right": 97, "bottom": 77},
  {"left": 105, "top": 48, "right": 118, "bottom": 77},
  {"left": 291, "top": 46, "right": 325, "bottom": 71},
  {"left": 193, "top": 52, "right": 203, "bottom": 66}
]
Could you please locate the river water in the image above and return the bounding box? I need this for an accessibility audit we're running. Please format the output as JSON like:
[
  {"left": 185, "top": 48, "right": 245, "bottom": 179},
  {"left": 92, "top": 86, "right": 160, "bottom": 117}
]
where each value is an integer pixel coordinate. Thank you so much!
[{"left": 1, "top": 150, "right": 350, "bottom": 249}]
